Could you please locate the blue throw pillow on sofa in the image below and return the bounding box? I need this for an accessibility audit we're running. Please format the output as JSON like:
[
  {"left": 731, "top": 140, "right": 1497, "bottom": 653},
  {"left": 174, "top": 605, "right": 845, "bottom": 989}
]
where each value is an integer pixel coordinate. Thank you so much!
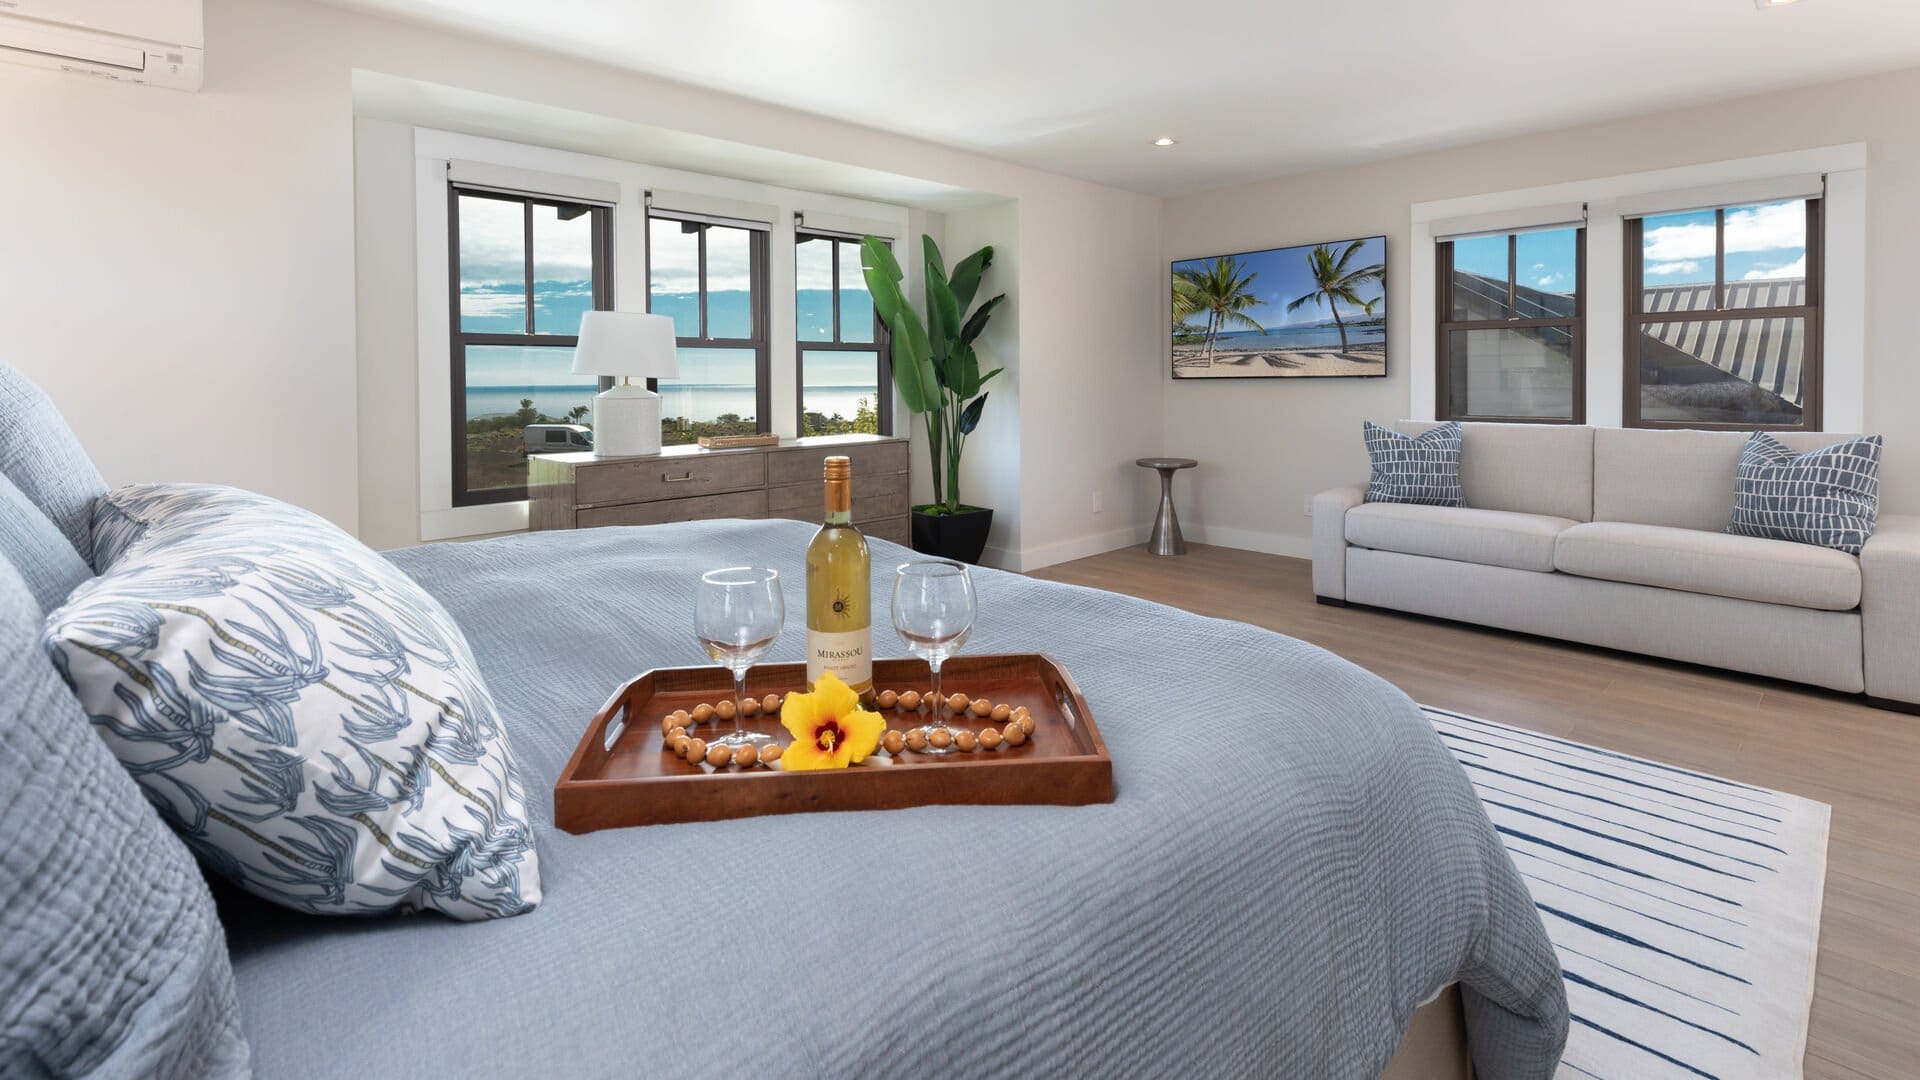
[
  {"left": 1727, "top": 432, "right": 1882, "bottom": 555},
  {"left": 1363, "top": 421, "right": 1465, "bottom": 506},
  {"left": 43, "top": 484, "right": 543, "bottom": 920}
]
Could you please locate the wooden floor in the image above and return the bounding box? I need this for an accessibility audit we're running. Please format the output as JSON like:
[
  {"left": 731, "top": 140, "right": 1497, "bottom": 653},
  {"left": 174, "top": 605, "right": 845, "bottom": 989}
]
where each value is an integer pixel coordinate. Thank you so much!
[{"left": 1032, "top": 544, "right": 1919, "bottom": 1079}]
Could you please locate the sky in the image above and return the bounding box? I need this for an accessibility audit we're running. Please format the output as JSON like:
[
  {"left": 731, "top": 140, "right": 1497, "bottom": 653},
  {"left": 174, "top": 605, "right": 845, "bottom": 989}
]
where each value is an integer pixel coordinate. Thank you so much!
[
  {"left": 1172, "top": 236, "right": 1386, "bottom": 329},
  {"left": 1640, "top": 199, "right": 1808, "bottom": 286}
]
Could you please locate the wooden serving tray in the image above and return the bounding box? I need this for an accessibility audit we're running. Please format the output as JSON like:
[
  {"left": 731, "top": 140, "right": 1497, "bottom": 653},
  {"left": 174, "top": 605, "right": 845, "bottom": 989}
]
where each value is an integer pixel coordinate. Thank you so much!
[{"left": 553, "top": 654, "right": 1113, "bottom": 833}]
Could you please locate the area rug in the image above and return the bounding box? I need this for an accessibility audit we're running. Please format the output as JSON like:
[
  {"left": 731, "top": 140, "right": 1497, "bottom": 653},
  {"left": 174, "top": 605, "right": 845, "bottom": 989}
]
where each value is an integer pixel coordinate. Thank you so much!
[{"left": 1423, "top": 706, "right": 1830, "bottom": 1080}]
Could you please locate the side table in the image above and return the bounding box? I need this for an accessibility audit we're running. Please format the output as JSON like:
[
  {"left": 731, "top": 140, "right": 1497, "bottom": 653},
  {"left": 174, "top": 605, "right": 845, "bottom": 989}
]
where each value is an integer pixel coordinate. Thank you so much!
[{"left": 1136, "top": 457, "right": 1197, "bottom": 556}]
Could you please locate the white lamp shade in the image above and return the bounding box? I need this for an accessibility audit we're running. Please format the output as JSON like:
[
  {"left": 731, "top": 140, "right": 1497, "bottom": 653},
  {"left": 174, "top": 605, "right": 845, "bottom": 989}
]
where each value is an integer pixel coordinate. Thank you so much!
[{"left": 572, "top": 311, "right": 679, "bottom": 379}]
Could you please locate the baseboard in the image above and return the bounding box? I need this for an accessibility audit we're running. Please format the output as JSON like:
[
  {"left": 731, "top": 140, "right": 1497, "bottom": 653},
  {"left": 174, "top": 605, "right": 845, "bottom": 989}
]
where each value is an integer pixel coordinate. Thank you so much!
[
  {"left": 1009, "top": 523, "right": 1151, "bottom": 573},
  {"left": 1177, "top": 524, "right": 1313, "bottom": 560}
]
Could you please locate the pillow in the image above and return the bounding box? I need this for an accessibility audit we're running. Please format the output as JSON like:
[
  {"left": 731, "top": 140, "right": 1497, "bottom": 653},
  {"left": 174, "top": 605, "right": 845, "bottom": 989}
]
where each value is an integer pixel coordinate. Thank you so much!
[
  {"left": 1727, "top": 432, "right": 1882, "bottom": 555},
  {"left": 0, "top": 360, "right": 108, "bottom": 568},
  {"left": 1363, "top": 420, "right": 1464, "bottom": 506},
  {"left": 0, "top": 553, "right": 250, "bottom": 1076},
  {"left": 43, "top": 484, "right": 542, "bottom": 920},
  {"left": 0, "top": 470, "right": 91, "bottom": 613}
]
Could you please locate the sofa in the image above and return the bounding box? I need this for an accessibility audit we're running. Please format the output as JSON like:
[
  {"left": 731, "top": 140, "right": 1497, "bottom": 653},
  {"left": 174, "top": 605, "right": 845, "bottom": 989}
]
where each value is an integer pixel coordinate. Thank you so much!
[{"left": 1312, "top": 421, "right": 1920, "bottom": 711}]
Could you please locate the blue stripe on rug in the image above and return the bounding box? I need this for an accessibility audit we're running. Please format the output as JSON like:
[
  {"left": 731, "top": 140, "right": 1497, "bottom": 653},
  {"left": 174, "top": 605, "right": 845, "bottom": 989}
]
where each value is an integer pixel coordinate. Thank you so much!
[{"left": 1425, "top": 706, "right": 1829, "bottom": 1080}]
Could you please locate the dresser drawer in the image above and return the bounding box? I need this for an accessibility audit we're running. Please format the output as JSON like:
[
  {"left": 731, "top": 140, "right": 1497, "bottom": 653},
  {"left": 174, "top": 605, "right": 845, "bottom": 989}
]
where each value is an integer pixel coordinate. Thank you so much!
[
  {"left": 767, "top": 440, "right": 909, "bottom": 487},
  {"left": 575, "top": 453, "right": 767, "bottom": 507},
  {"left": 864, "top": 515, "right": 912, "bottom": 547},
  {"left": 766, "top": 469, "right": 910, "bottom": 521},
  {"left": 576, "top": 489, "right": 768, "bottom": 528}
]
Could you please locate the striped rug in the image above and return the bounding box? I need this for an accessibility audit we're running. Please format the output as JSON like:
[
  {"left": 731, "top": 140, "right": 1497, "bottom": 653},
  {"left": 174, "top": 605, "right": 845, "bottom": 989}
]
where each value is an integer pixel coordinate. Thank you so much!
[{"left": 1424, "top": 706, "right": 1830, "bottom": 1080}]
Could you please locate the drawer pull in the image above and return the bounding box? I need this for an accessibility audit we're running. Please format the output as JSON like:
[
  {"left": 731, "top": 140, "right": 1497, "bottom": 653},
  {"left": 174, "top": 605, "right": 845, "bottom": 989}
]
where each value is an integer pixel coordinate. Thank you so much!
[{"left": 662, "top": 472, "right": 700, "bottom": 483}]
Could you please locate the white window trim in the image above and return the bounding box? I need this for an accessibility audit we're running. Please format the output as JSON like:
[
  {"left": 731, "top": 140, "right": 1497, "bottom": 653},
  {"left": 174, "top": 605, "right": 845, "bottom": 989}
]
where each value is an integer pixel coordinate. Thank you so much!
[
  {"left": 411, "top": 128, "right": 911, "bottom": 542},
  {"left": 1409, "top": 143, "right": 1866, "bottom": 431}
]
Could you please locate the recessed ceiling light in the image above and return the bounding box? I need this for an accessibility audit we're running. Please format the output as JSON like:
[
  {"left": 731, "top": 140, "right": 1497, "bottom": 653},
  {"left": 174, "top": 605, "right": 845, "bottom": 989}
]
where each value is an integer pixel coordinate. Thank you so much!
[
  {"left": 1153, "top": 137, "right": 1177, "bottom": 147},
  {"left": 1754, "top": 0, "right": 1801, "bottom": 8}
]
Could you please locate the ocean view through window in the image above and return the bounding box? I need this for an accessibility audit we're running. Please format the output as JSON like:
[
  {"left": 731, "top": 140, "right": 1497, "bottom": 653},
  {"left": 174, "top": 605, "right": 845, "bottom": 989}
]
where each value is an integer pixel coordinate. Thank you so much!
[
  {"left": 796, "top": 231, "right": 890, "bottom": 436},
  {"left": 647, "top": 213, "right": 771, "bottom": 445}
]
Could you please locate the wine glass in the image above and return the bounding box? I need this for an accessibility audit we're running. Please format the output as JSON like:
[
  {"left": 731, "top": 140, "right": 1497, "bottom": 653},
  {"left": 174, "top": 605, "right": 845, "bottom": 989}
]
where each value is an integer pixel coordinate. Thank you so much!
[
  {"left": 694, "top": 566, "right": 784, "bottom": 750},
  {"left": 892, "top": 560, "right": 975, "bottom": 753}
]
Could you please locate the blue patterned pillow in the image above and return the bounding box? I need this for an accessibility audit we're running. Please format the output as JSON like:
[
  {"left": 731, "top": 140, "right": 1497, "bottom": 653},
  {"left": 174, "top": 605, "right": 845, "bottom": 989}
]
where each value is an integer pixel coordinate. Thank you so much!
[
  {"left": 1727, "top": 433, "right": 1882, "bottom": 555},
  {"left": 43, "top": 484, "right": 542, "bottom": 920},
  {"left": 1363, "top": 421, "right": 1464, "bottom": 506}
]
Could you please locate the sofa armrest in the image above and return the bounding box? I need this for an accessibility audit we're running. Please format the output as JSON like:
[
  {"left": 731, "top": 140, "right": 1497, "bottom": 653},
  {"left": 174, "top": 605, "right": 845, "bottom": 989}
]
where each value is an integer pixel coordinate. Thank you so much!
[
  {"left": 1312, "top": 485, "right": 1367, "bottom": 601},
  {"left": 1861, "top": 514, "right": 1920, "bottom": 706}
]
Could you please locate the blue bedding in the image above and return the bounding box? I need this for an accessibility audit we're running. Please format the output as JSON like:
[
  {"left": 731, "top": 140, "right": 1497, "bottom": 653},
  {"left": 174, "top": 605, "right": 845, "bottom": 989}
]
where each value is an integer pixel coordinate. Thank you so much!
[{"left": 217, "top": 519, "right": 1567, "bottom": 1078}]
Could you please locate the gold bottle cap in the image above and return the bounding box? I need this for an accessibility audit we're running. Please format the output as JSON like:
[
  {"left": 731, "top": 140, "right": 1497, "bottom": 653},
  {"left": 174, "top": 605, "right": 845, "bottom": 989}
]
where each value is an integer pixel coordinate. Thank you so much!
[
  {"left": 823, "top": 455, "right": 851, "bottom": 513},
  {"left": 823, "top": 455, "right": 851, "bottom": 481}
]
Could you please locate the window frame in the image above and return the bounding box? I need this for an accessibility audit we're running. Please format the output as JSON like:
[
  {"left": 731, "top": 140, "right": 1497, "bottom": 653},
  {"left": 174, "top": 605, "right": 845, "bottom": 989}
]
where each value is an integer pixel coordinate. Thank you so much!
[
  {"left": 1622, "top": 198, "right": 1824, "bottom": 432},
  {"left": 446, "top": 185, "right": 613, "bottom": 508},
  {"left": 794, "top": 230, "right": 893, "bottom": 437},
  {"left": 644, "top": 212, "right": 773, "bottom": 443},
  {"left": 1434, "top": 227, "right": 1587, "bottom": 424}
]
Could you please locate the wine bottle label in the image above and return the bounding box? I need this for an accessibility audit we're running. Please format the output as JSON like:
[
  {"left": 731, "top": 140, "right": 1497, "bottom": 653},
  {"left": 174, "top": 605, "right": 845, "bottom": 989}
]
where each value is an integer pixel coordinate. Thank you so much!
[{"left": 807, "top": 628, "right": 872, "bottom": 694}]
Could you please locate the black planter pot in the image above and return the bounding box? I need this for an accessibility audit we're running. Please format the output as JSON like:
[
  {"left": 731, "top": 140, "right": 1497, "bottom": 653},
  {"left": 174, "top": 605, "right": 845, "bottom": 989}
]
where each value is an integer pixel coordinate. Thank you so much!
[{"left": 910, "top": 507, "right": 994, "bottom": 565}]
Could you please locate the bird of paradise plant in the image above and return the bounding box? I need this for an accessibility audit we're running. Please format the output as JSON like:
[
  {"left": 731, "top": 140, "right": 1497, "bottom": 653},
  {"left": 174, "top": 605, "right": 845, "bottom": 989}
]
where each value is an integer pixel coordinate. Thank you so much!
[
  {"left": 1175, "top": 256, "right": 1265, "bottom": 363},
  {"left": 1287, "top": 241, "right": 1385, "bottom": 355}
]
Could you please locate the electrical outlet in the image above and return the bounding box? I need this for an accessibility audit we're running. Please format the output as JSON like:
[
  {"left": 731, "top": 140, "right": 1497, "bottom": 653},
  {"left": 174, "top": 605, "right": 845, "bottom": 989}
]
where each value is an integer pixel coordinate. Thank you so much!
[
  {"left": 1303, "top": 495, "right": 1314, "bottom": 517},
  {"left": 1092, "top": 489, "right": 1104, "bottom": 514}
]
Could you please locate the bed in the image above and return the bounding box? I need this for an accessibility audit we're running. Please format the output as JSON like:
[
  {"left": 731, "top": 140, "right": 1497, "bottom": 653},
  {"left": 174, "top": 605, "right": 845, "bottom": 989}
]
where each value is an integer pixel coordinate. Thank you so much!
[{"left": 209, "top": 520, "right": 1568, "bottom": 1077}]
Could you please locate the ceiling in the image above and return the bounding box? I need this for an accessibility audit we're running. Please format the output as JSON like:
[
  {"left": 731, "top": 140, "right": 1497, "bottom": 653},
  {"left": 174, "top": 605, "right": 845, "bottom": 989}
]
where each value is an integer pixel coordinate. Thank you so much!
[{"left": 326, "top": 0, "right": 1920, "bottom": 195}]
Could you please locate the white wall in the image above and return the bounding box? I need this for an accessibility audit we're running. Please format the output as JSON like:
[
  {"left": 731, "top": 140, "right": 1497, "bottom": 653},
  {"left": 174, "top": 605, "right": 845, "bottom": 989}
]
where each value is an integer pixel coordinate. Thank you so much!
[
  {"left": 1, "top": 0, "right": 1163, "bottom": 569},
  {"left": 1162, "top": 66, "right": 1920, "bottom": 557}
]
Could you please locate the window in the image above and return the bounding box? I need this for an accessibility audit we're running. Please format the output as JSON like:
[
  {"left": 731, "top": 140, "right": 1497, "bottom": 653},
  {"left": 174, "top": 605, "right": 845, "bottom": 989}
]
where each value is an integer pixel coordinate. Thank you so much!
[
  {"left": 646, "top": 214, "right": 770, "bottom": 446},
  {"left": 1625, "top": 198, "right": 1821, "bottom": 430},
  {"left": 795, "top": 232, "right": 891, "bottom": 436},
  {"left": 449, "top": 187, "right": 611, "bottom": 506},
  {"left": 1436, "top": 227, "right": 1585, "bottom": 422}
]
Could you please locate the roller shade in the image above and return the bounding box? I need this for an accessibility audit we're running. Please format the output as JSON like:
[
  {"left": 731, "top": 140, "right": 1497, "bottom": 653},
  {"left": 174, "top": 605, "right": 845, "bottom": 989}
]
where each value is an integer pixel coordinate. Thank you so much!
[
  {"left": 645, "top": 188, "right": 775, "bottom": 231},
  {"left": 794, "top": 209, "right": 895, "bottom": 243},
  {"left": 1430, "top": 202, "right": 1587, "bottom": 242},
  {"left": 1617, "top": 173, "right": 1825, "bottom": 218},
  {"left": 447, "top": 160, "right": 619, "bottom": 206}
]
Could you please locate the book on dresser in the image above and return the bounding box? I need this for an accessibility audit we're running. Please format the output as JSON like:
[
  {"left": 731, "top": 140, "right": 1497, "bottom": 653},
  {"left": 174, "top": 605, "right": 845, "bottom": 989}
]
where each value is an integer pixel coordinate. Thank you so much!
[{"left": 528, "top": 434, "right": 912, "bottom": 546}]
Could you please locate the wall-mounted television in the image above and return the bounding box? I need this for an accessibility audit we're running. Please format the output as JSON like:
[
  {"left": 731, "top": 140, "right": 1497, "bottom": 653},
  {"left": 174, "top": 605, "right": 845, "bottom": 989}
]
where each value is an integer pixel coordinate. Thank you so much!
[{"left": 1171, "top": 235, "right": 1387, "bottom": 380}]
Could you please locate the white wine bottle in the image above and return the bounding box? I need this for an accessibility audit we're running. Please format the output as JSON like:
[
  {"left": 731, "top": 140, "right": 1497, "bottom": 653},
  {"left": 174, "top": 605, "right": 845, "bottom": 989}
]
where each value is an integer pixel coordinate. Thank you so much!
[{"left": 806, "top": 455, "right": 872, "bottom": 696}]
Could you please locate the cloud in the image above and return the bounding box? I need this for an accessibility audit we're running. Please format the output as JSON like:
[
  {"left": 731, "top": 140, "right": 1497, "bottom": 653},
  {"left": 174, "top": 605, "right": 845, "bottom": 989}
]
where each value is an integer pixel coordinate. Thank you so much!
[
  {"left": 1533, "top": 272, "right": 1566, "bottom": 288},
  {"left": 1642, "top": 200, "right": 1804, "bottom": 262},
  {"left": 1646, "top": 260, "right": 1702, "bottom": 277},
  {"left": 1743, "top": 254, "right": 1806, "bottom": 281}
]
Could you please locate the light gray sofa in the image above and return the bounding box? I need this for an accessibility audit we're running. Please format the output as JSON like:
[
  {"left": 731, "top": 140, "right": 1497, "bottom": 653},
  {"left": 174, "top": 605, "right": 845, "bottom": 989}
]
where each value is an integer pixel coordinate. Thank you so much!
[{"left": 1313, "top": 421, "right": 1920, "bottom": 711}]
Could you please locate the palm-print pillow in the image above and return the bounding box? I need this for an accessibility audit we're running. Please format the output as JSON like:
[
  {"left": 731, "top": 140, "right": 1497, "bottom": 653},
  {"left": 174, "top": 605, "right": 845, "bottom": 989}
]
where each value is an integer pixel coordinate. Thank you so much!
[{"left": 44, "top": 484, "right": 542, "bottom": 920}]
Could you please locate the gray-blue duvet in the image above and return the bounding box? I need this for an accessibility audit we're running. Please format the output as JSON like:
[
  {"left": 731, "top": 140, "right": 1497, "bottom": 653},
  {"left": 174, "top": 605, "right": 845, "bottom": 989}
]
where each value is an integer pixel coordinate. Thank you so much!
[{"left": 218, "top": 519, "right": 1567, "bottom": 1078}]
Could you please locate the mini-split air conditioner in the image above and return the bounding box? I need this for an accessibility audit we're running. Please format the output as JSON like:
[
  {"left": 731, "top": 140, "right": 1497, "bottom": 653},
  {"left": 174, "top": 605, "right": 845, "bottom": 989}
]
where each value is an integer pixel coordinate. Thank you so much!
[{"left": 0, "top": 0, "right": 203, "bottom": 90}]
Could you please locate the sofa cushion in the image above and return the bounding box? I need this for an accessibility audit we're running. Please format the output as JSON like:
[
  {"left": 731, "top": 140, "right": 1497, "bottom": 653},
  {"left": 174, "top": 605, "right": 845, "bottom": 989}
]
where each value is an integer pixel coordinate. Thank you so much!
[
  {"left": 0, "top": 362, "right": 108, "bottom": 568},
  {"left": 1727, "top": 432, "right": 1882, "bottom": 555},
  {"left": 1394, "top": 420, "right": 1593, "bottom": 522},
  {"left": 44, "top": 483, "right": 542, "bottom": 920},
  {"left": 0, "top": 553, "right": 250, "bottom": 1077},
  {"left": 1363, "top": 420, "right": 1463, "bottom": 506},
  {"left": 1346, "top": 502, "right": 1575, "bottom": 573},
  {"left": 1592, "top": 426, "right": 1867, "bottom": 532},
  {"left": 0, "top": 471, "right": 91, "bottom": 613},
  {"left": 1554, "top": 521, "right": 1861, "bottom": 611}
]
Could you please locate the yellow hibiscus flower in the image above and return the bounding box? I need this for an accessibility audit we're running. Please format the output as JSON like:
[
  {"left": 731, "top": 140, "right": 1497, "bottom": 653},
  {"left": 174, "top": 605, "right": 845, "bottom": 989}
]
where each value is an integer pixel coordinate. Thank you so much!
[{"left": 779, "top": 672, "right": 884, "bottom": 771}]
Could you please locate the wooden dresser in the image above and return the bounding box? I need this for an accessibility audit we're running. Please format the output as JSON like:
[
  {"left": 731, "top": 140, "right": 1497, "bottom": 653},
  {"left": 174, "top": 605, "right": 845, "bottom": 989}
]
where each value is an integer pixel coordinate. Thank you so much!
[{"left": 528, "top": 435, "right": 912, "bottom": 545}]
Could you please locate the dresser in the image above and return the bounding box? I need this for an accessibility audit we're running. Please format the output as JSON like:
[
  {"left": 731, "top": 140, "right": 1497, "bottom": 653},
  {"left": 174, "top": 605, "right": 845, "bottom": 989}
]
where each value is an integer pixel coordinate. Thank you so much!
[{"left": 528, "top": 435, "right": 912, "bottom": 545}]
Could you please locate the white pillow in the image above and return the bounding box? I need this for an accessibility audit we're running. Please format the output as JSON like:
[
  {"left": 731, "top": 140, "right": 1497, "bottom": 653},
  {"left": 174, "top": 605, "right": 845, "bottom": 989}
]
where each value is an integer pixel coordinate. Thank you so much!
[{"left": 45, "top": 484, "right": 542, "bottom": 920}]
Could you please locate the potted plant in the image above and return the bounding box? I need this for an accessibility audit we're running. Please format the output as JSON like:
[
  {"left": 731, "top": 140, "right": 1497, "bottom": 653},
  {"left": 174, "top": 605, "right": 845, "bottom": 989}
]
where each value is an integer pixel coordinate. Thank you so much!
[{"left": 861, "top": 235, "right": 1006, "bottom": 564}]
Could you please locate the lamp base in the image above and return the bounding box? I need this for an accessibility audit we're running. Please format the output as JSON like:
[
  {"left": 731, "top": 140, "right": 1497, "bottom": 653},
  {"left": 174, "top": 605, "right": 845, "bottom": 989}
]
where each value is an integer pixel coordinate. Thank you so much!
[{"left": 591, "top": 383, "right": 662, "bottom": 458}]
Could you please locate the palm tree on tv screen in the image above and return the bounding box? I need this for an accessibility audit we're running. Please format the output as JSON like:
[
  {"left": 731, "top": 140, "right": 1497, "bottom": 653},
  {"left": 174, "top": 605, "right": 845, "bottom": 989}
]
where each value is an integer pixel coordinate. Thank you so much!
[
  {"left": 1176, "top": 256, "right": 1265, "bottom": 363},
  {"left": 1287, "top": 241, "right": 1384, "bottom": 355}
]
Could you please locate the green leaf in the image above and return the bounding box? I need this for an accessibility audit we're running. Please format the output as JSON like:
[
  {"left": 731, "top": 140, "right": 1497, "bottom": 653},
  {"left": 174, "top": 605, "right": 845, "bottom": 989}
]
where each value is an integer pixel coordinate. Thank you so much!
[
  {"left": 948, "top": 246, "right": 993, "bottom": 313},
  {"left": 958, "top": 293, "right": 1005, "bottom": 346},
  {"left": 923, "top": 240, "right": 959, "bottom": 364},
  {"left": 978, "top": 366, "right": 1003, "bottom": 386},
  {"left": 956, "top": 393, "right": 989, "bottom": 435},
  {"left": 864, "top": 239, "right": 940, "bottom": 414},
  {"left": 947, "top": 340, "right": 983, "bottom": 399}
]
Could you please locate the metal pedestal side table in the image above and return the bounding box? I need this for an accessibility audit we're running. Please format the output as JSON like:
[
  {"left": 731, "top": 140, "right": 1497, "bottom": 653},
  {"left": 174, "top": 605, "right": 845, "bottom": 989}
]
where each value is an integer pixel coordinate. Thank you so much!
[{"left": 1136, "top": 457, "right": 1197, "bottom": 556}]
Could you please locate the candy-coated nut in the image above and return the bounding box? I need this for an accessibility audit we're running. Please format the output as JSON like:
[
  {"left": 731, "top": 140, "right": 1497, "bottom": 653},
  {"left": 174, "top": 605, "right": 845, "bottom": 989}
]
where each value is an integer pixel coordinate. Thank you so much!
[
  {"left": 761, "top": 742, "right": 784, "bottom": 764},
  {"left": 882, "top": 729, "right": 906, "bottom": 754},
  {"left": 955, "top": 730, "right": 977, "bottom": 752},
  {"left": 1002, "top": 723, "right": 1026, "bottom": 747},
  {"left": 671, "top": 732, "right": 691, "bottom": 754},
  {"left": 684, "top": 737, "right": 707, "bottom": 761},
  {"left": 969, "top": 699, "right": 992, "bottom": 717},
  {"left": 1019, "top": 714, "right": 1036, "bottom": 735},
  {"left": 670, "top": 709, "right": 692, "bottom": 726},
  {"left": 946, "top": 693, "right": 969, "bottom": 713},
  {"left": 733, "top": 744, "right": 758, "bottom": 768},
  {"left": 691, "top": 703, "right": 715, "bottom": 724},
  {"left": 990, "top": 703, "right": 1011, "bottom": 722},
  {"left": 762, "top": 693, "right": 782, "bottom": 713},
  {"left": 905, "top": 729, "right": 928, "bottom": 751},
  {"left": 877, "top": 689, "right": 899, "bottom": 709},
  {"left": 715, "top": 699, "right": 737, "bottom": 721},
  {"left": 978, "top": 726, "right": 1002, "bottom": 749},
  {"left": 705, "top": 743, "right": 731, "bottom": 767},
  {"left": 929, "top": 728, "right": 952, "bottom": 749},
  {"left": 739, "top": 698, "right": 760, "bottom": 717},
  {"left": 898, "top": 691, "right": 921, "bottom": 711}
]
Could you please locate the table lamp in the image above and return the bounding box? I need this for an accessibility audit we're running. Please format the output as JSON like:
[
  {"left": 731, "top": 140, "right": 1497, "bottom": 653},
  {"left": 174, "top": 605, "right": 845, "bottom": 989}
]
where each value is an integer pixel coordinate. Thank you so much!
[{"left": 571, "top": 311, "right": 679, "bottom": 458}]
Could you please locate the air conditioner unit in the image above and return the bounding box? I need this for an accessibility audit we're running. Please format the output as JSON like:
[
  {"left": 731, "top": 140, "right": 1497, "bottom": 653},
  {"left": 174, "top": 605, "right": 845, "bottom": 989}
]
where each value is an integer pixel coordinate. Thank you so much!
[{"left": 0, "top": 0, "right": 202, "bottom": 91}]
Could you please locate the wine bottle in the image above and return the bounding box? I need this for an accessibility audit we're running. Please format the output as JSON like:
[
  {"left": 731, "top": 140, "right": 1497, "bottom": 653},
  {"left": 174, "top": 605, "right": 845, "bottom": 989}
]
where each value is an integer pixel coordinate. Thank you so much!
[{"left": 806, "top": 455, "right": 872, "bottom": 696}]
